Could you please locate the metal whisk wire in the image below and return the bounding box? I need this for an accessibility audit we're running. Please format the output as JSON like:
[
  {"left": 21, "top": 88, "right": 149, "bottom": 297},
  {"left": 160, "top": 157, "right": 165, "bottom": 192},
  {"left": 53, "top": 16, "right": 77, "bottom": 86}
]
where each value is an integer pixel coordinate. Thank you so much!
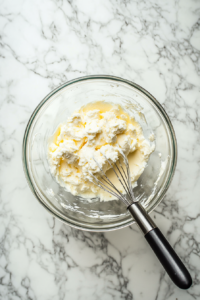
[{"left": 88, "top": 151, "right": 134, "bottom": 207}]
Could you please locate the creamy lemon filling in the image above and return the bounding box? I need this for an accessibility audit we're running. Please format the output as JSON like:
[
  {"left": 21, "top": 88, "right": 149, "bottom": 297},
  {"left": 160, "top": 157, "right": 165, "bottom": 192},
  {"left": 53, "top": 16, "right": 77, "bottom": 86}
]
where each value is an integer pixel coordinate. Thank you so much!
[{"left": 48, "top": 101, "right": 155, "bottom": 201}]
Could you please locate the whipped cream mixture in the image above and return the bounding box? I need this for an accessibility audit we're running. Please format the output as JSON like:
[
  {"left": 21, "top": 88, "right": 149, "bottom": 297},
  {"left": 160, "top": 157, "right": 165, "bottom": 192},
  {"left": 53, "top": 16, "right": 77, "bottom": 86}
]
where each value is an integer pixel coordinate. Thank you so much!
[{"left": 48, "top": 101, "right": 155, "bottom": 201}]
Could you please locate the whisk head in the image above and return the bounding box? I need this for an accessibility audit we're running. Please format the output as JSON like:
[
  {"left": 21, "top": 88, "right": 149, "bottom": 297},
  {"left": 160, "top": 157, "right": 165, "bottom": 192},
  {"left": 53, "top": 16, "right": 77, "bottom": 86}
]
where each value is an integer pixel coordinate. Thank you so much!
[{"left": 89, "top": 150, "right": 136, "bottom": 207}]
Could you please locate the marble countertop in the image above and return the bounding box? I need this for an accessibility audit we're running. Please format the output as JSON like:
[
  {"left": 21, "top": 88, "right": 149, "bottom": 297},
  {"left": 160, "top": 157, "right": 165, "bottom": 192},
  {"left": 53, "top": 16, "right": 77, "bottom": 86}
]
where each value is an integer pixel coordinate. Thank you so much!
[{"left": 0, "top": 0, "right": 200, "bottom": 299}]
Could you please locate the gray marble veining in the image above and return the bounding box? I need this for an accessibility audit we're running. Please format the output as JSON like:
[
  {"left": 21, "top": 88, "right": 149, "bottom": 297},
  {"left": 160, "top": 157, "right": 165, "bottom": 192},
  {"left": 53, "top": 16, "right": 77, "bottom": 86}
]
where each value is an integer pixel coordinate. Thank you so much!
[{"left": 0, "top": 0, "right": 200, "bottom": 299}]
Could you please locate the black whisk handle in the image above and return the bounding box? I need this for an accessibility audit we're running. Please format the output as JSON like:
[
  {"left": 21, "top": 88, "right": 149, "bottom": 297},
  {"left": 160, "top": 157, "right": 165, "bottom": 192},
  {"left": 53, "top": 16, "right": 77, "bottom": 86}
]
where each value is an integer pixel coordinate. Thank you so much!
[
  {"left": 145, "top": 228, "right": 192, "bottom": 289},
  {"left": 128, "top": 202, "right": 192, "bottom": 289}
]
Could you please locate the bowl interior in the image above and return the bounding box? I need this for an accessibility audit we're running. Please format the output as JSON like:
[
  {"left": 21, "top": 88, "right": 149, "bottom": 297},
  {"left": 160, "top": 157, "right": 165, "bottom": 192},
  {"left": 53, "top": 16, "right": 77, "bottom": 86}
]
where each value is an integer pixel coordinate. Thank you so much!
[{"left": 23, "top": 77, "right": 176, "bottom": 231}]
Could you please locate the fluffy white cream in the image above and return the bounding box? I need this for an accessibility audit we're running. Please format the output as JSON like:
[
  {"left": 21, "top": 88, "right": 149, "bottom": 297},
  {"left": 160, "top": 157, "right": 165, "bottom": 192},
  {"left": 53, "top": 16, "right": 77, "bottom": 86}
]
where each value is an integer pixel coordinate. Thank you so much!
[{"left": 48, "top": 102, "right": 155, "bottom": 201}]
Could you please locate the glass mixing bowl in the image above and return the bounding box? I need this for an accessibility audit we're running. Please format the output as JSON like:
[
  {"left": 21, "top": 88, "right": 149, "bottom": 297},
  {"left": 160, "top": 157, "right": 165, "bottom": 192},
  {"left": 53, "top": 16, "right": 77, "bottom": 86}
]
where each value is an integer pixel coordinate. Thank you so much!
[{"left": 23, "top": 75, "right": 177, "bottom": 232}]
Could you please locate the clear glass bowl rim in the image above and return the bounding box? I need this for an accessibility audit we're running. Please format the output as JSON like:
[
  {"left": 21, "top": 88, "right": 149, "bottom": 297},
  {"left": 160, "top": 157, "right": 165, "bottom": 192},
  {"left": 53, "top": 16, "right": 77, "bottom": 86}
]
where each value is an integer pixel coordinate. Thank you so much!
[{"left": 22, "top": 75, "right": 177, "bottom": 232}]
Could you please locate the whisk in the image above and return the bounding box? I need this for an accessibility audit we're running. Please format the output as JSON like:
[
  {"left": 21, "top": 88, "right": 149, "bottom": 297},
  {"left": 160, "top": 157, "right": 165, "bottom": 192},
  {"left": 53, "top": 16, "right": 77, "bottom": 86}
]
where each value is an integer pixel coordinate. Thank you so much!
[{"left": 89, "top": 151, "right": 192, "bottom": 289}]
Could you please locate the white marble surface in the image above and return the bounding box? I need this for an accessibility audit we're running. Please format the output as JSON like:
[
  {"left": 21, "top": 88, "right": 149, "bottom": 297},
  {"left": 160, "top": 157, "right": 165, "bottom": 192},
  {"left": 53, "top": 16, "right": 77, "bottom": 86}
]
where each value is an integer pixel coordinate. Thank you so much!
[{"left": 0, "top": 0, "right": 200, "bottom": 299}]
